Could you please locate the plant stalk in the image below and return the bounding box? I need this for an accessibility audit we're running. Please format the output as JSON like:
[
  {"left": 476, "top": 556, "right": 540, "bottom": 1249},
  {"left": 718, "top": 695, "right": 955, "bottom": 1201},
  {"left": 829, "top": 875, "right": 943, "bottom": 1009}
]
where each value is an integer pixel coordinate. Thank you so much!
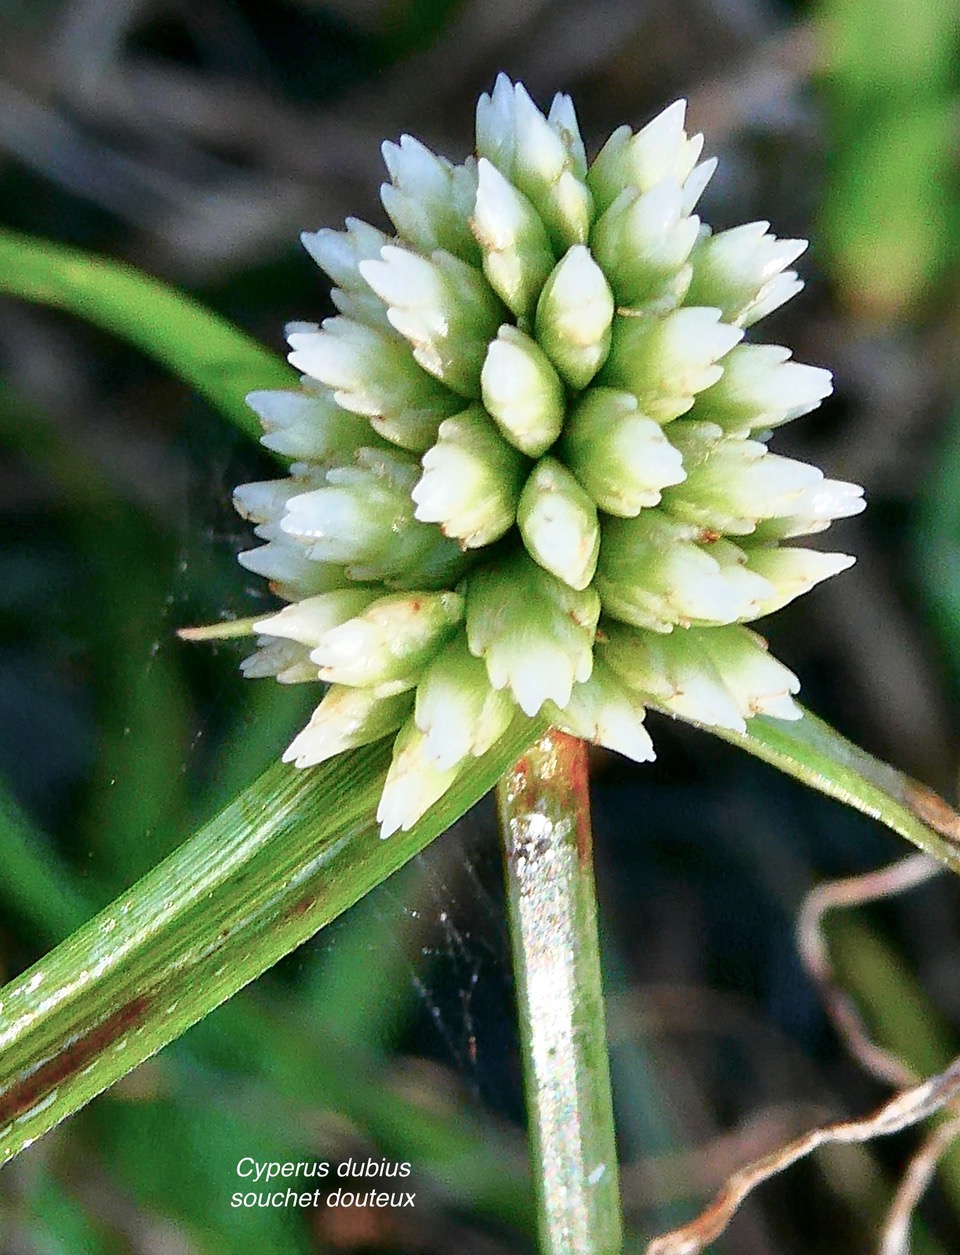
[{"left": 496, "top": 729, "right": 622, "bottom": 1255}]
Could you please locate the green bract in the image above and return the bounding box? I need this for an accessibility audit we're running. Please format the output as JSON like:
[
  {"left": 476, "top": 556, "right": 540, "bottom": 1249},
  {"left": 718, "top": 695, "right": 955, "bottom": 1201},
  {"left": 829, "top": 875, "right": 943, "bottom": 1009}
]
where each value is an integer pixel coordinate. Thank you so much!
[{"left": 234, "top": 77, "right": 863, "bottom": 836}]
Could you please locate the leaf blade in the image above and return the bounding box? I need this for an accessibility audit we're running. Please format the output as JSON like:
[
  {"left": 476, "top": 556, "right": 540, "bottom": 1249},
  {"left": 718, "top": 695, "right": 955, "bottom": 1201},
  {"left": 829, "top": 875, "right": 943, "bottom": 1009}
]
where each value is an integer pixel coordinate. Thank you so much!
[
  {"left": 705, "top": 706, "right": 960, "bottom": 873},
  {"left": 0, "top": 228, "right": 296, "bottom": 439},
  {"left": 0, "top": 717, "right": 545, "bottom": 1163}
]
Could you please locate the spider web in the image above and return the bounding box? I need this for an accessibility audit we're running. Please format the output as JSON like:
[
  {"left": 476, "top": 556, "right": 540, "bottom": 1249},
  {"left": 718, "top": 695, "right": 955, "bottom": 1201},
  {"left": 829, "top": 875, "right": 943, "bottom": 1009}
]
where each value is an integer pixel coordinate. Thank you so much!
[{"left": 161, "top": 438, "right": 523, "bottom": 1115}]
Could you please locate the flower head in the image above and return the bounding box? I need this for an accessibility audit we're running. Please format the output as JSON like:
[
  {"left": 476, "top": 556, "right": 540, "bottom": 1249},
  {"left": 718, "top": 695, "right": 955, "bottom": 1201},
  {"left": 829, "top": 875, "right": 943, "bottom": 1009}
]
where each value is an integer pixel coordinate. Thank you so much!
[{"left": 235, "top": 77, "right": 863, "bottom": 837}]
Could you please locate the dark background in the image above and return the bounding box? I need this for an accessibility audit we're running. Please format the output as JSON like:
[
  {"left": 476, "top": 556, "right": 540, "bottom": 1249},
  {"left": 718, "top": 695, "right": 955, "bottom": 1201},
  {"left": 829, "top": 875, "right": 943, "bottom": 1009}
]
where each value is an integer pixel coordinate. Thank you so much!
[{"left": 1, "top": 0, "right": 959, "bottom": 1251}]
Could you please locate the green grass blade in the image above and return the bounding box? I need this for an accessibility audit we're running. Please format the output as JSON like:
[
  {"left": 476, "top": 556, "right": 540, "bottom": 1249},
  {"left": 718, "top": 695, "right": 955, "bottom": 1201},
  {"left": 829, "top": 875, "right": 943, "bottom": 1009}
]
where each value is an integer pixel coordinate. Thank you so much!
[
  {"left": 703, "top": 706, "right": 960, "bottom": 873},
  {"left": 0, "top": 716, "right": 545, "bottom": 1165},
  {"left": 0, "top": 229, "right": 295, "bottom": 439},
  {"left": 0, "top": 783, "right": 96, "bottom": 942},
  {"left": 814, "top": 0, "right": 960, "bottom": 316},
  {"left": 4, "top": 699, "right": 958, "bottom": 1170},
  {"left": 1, "top": 775, "right": 533, "bottom": 1231}
]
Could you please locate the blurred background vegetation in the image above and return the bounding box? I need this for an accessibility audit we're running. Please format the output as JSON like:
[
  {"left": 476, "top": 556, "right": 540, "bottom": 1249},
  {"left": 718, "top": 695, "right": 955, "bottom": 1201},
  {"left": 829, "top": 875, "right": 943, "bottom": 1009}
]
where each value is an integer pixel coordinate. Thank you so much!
[{"left": 1, "top": 0, "right": 959, "bottom": 1251}]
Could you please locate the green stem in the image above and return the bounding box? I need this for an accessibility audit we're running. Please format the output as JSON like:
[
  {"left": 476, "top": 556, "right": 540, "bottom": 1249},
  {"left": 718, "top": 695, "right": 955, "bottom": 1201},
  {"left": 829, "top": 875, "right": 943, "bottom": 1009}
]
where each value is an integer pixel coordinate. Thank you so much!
[{"left": 496, "top": 730, "right": 622, "bottom": 1255}]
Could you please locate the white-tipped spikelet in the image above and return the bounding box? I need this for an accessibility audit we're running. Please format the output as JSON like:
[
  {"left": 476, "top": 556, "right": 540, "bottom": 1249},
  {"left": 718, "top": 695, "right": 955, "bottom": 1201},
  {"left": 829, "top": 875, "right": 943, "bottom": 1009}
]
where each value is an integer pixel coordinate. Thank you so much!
[{"left": 228, "top": 79, "right": 863, "bottom": 836}]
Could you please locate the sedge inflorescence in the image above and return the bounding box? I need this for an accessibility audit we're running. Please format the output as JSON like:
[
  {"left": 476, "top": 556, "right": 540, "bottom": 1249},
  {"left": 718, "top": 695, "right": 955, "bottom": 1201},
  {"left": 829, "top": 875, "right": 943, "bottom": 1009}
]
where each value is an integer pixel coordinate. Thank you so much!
[{"left": 234, "top": 76, "right": 863, "bottom": 838}]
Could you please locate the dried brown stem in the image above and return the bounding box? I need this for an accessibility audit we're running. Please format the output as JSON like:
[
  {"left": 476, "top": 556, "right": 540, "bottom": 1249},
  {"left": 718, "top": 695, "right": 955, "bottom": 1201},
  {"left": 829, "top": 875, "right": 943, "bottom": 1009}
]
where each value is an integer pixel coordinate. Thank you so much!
[
  {"left": 647, "top": 851, "right": 958, "bottom": 1253},
  {"left": 796, "top": 851, "right": 960, "bottom": 1251},
  {"left": 646, "top": 1058, "right": 960, "bottom": 1255},
  {"left": 879, "top": 1115, "right": 960, "bottom": 1255},
  {"left": 796, "top": 852, "right": 939, "bottom": 1088},
  {"left": 619, "top": 1103, "right": 831, "bottom": 1211}
]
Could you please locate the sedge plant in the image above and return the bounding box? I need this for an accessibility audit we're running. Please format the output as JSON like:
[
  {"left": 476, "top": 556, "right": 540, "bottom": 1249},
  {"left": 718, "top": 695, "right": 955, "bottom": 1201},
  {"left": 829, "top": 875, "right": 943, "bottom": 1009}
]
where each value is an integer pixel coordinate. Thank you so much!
[
  {"left": 4, "top": 76, "right": 960, "bottom": 1255},
  {"left": 224, "top": 78, "right": 860, "bottom": 1253}
]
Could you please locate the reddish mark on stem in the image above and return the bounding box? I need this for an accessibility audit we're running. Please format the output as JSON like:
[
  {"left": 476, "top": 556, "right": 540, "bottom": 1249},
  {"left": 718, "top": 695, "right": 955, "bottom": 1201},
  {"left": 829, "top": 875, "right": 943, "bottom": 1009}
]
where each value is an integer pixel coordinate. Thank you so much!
[
  {"left": 904, "top": 781, "right": 960, "bottom": 843},
  {"left": 0, "top": 995, "right": 151, "bottom": 1127},
  {"left": 511, "top": 756, "right": 531, "bottom": 793},
  {"left": 552, "top": 731, "right": 593, "bottom": 868},
  {"left": 505, "top": 733, "right": 593, "bottom": 868}
]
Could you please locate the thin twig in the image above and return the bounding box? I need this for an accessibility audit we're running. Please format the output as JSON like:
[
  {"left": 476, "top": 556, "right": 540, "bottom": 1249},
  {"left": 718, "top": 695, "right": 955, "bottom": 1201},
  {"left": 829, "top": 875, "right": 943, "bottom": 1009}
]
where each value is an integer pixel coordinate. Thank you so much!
[
  {"left": 619, "top": 1103, "right": 831, "bottom": 1210},
  {"left": 879, "top": 1115, "right": 960, "bottom": 1255},
  {"left": 646, "top": 1057, "right": 960, "bottom": 1255},
  {"left": 796, "top": 852, "right": 939, "bottom": 1088},
  {"left": 796, "top": 851, "right": 960, "bottom": 1252},
  {"left": 646, "top": 851, "right": 956, "bottom": 1253}
]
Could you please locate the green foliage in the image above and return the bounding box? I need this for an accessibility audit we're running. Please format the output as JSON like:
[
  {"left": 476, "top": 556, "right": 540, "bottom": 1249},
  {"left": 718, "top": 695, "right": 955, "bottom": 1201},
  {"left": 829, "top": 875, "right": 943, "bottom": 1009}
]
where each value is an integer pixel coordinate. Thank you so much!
[
  {"left": 914, "top": 404, "right": 960, "bottom": 679},
  {"left": 0, "top": 229, "right": 539, "bottom": 1250},
  {"left": 712, "top": 708, "right": 960, "bottom": 875},
  {"left": 0, "top": 725, "right": 546, "bottom": 1166},
  {"left": 1, "top": 70, "right": 959, "bottom": 1236},
  {"left": 0, "top": 230, "right": 295, "bottom": 441},
  {"left": 830, "top": 917, "right": 960, "bottom": 1212},
  {"left": 0, "top": 220, "right": 953, "bottom": 1199},
  {"left": 816, "top": 0, "right": 960, "bottom": 317},
  {"left": 824, "top": 0, "right": 957, "bottom": 92}
]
